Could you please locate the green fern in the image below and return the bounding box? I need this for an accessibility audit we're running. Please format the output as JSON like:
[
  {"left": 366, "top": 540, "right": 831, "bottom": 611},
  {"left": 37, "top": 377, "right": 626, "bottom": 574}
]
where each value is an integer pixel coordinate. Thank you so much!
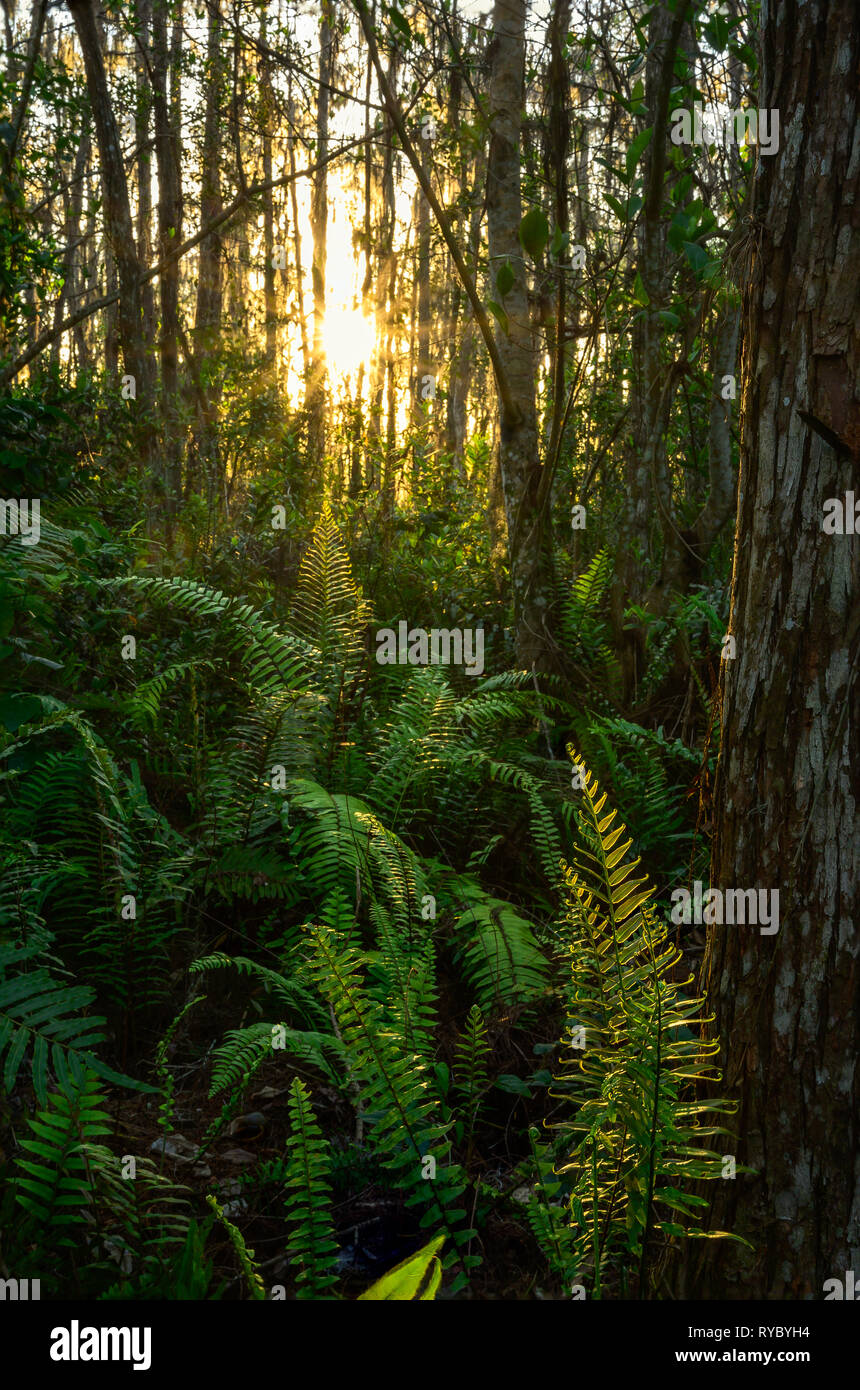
[
  {"left": 357, "top": 1233, "right": 445, "bottom": 1300},
  {"left": 283, "top": 1077, "right": 340, "bottom": 1298},
  {"left": 117, "top": 574, "right": 314, "bottom": 698},
  {"left": 453, "top": 1004, "right": 491, "bottom": 1159},
  {"left": 13, "top": 1069, "right": 113, "bottom": 1241},
  {"left": 208, "top": 1021, "right": 345, "bottom": 1098},
  {"left": 0, "top": 937, "right": 149, "bottom": 1103},
  {"left": 523, "top": 1127, "right": 577, "bottom": 1287},
  {"left": 308, "top": 925, "right": 479, "bottom": 1291},
  {"left": 548, "top": 752, "right": 747, "bottom": 1297},
  {"left": 290, "top": 502, "right": 369, "bottom": 668},
  {"left": 560, "top": 548, "right": 618, "bottom": 685},
  {"left": 206, "top": 1194, "right": 267, "bottom": 1300},
  {"left": 453, "top": 891, "right": 550, "bottom": 1015}
]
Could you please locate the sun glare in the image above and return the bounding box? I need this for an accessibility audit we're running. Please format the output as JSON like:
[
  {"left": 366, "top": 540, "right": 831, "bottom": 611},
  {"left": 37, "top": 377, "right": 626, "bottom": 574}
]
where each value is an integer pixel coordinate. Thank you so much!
[{"left": 321, "top": 303, "right": 376, "bottom": 381}]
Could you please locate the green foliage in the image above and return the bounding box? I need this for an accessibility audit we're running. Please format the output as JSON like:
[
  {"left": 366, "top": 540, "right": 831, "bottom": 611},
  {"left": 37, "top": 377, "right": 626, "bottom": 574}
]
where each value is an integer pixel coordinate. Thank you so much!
[
  {"left": 453, "top": 893, "right": 549, "bottom": 1014},
  {"left": 0, "top": 706, "right": 189, "bottom": 1011},
  {"left": 0, "top": 935, "right": 147, "bottom": 1103},
  {"left": 283, "top": 1078, "right": 340, "bottom": 1298},
  {"left": 0, "top": 0, "right": 752, "bottom": 1306},
  {"left": 308, "top": 925, "right": 479, "bottom": 1290},
  {"left": 560, "top": 548, "right": 618, "bottom": 687},
  {"left": 454, "top": 1004, "right": 491, "bottom": 1155},
  {"left": 13, "top": 1069, "right": 112, "bottom": 1238},
  {"left": 206, "top": 1194, "right": 267, "bottom": 1300},
  {"left": 358, "top": 1233, "right": 445, "bottom": 1300},
  {"left": 548, "top": 754, "right": 746, "bottom": 1297},
  {"left": 569, "top": 712, "right": 703, "bottom": 884},
  {"left": 290, "top": 501, "right": 368, "bottom": 668},
  {"left": 524, "top": 1126, "right": 577, "bottom": 1286}
]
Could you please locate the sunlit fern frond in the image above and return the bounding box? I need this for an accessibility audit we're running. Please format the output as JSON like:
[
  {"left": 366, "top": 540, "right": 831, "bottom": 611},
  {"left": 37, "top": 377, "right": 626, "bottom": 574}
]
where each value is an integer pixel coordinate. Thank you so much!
[
  {"left": 290, "top": 503, "right": 369, "bottom": 669},
  {"left": 116, "top": 574, "right": 315, "bottom": 697},
  {"left": 548, "top": 752, "right": 744, "bottom": 1296}
]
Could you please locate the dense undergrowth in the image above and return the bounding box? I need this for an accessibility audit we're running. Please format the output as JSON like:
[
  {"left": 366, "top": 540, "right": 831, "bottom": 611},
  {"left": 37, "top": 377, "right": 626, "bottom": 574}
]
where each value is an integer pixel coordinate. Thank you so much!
[{"left": 0, "top": 389, "right": 742, "bottom": 1299}]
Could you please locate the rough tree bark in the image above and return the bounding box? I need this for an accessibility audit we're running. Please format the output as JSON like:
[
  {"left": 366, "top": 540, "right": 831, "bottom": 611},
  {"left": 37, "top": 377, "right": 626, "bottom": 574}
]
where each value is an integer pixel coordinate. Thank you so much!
[
  {"left": 259, "top": 2, "right": 277, "bottom": 368},
  {"left": 67, "top": 0, "right": 151, "bottom": 392},
  {"left": 544, "top": 0, "right": 571, "bottom": 468},
  {"left": 486, "top": 0, "right": 555, "bottom": 669},
  {"left": 192, "top": 0, "right": 224, "bottom": 488},
  {"left": 306, "top": 0, "right": 336, "bottom": 463},
  {"left": 691, "top": 0, "right": 860, "bottom": 1299},
  {"left": 150, "top": 0, "right": 184, "bottom": 504},
  {"left": 411, "top": 152, "right": 432, "bottom": 469}
]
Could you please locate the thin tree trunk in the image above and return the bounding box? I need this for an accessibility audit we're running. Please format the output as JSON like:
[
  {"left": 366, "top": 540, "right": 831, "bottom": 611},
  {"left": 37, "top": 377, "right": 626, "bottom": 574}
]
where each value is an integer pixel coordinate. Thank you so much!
[
  {"left": 306, "top": 0, "right": 336, "bottom": 462},
  {"left": 193, "top": 0, "right": 224, "bottom": 489},
  {"left": 412, "top": 152, "right": 432, "bottom": 460},
  {"left": 260, "top": 3, "right": 277, "bottom": 368},
  {"left": 150, "top": 0, "right": 184, "bottom": 505},
  {"left": 287, "top": 67, "right": 310, "bottom": 382},
  {"left": 50, "top": 130, "right": 90, "bottom": 371},
  {"left": 135, "top": 0, "right": 156, "bottom": 356},
  {"left": 68, "top": 0, "right": 150, "bottom": 391},
  {"left": 611, "top": 0, "right": 690, "bottom": 705}
]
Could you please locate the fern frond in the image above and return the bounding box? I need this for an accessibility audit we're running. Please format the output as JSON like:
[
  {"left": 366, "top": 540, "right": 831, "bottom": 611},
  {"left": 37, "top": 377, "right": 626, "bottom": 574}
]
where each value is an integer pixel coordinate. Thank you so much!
[
  {"left": 453, "top": 1004, "right": 491, "bottom": 1158},
  {"left": 548, "top": 752, "right": 744, "bottom": 1296},
  {"left": 283, "top": 1077, "right": 340, "bottom": 1298},
  {"left": 290, "top": 503, "right": 368, "bottom": 669},
  {"left": 209, "top": 1021, "right": 345, "bottom": 1098},
  {"left": 13, "top": 1069, "right": 112, "bottom": 1242},
  {"left": 308, "top": 926, "right": 478, "bottom": 1290},
  {"left": 0, "top": 938, "right": 150, "bottom": 1103},
  {"left": 454, "top": 894, "right": 549, "bottom": 1015},
  {"left": 206, "top": 1194, "right": 267, "bottom": 1300},
  {"left": 117, "top": 575, "right": 314, "bottom": 697}
]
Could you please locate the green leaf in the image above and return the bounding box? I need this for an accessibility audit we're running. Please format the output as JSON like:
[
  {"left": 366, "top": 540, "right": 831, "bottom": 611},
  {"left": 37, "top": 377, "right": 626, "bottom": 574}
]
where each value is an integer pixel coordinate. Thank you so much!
[
  {"left": 704, "top": 12, "right": 730, "bottom": 51},
  {"left": 518, "top": 208, "right": 550, "bottom": 260},
  {"left": 496, "top": 259, "right": 515, "bottom": 297},
  {"left": 625, "top": 126, "right": 653, "bottom": 178},
  {"left": 495, "top": 1073, "right": 532, "bottom": 1098},
  {"left": 632, "top": 270, "right": 650, "bottom": 306},
  {"left": 550, "top": 225, "right": 571, "bottom": 257},
  {"left": 682, "top": 240, "right": 709, "bottom": 274},
  {"left": 486, "top": 300, "right": 509, "bottom": 335},
  {"left": 358, "top": 1234, "right": 445, "bottom": 1300},
  {"left": 387, "top": 5, "right": 411, "bottom": 39}
]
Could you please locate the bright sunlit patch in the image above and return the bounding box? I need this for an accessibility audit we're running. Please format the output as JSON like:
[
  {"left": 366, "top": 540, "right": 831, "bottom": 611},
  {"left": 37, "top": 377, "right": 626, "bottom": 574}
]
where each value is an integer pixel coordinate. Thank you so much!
[{"left": 321, "top": 302, "right": 376, "bottom": 381}]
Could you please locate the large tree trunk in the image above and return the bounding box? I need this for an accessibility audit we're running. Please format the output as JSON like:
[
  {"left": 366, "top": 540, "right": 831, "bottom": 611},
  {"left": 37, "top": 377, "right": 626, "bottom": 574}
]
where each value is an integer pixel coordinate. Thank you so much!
[
  {"left": 693, "top": 0, "right": 860, "bottom": 1299},
  {"left": 486, "top": 0, "right": 554, "bottom": 670},
  {"left": 67, "top": 0, "right": 150, "bottom": 391}
]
